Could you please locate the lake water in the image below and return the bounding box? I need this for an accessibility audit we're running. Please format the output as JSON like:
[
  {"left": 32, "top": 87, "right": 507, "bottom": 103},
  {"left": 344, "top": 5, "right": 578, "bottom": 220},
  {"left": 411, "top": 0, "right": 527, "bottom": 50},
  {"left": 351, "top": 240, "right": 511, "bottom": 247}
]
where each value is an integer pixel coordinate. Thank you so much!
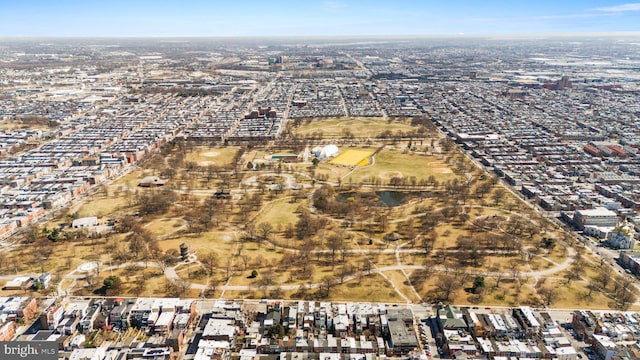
[
  {"left": 376, "top": 191, "right": 406, "bottom": 206},
  {"left": 337, "top": 191, "right": 408, "bottom": 207}
]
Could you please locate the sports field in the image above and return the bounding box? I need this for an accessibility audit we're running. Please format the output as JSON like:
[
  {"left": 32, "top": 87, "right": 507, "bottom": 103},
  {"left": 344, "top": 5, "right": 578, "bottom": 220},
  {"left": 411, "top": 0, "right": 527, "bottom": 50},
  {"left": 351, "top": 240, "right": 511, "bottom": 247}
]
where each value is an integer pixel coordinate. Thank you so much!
[
  {"left": 329, "top": 149, "right": 374, "bottom": 167},
  {"left": 343, "top": 148, "right": 457, "bottom": 183},
  {"left": 293, "top": 117, "right": 417, "bottom": 138}
]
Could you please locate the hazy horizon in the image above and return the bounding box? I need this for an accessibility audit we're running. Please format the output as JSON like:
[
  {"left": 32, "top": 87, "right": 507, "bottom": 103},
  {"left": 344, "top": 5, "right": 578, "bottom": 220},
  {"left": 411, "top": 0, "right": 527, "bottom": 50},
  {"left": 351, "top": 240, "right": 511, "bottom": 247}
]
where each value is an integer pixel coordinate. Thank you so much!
[
  {"left": 2, "top": 1, "right": 640, "bottom": 37},
  {"left": 1, "top": 32, "right": 640, "bottom": 40}
]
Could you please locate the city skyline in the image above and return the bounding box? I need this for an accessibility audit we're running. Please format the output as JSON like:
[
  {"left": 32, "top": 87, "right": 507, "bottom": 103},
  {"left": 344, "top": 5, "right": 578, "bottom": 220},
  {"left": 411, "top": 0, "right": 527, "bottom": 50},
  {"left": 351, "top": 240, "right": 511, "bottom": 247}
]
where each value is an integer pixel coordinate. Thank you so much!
[{"left": 1, "top": 0, "right": 640, "bottom": 37}]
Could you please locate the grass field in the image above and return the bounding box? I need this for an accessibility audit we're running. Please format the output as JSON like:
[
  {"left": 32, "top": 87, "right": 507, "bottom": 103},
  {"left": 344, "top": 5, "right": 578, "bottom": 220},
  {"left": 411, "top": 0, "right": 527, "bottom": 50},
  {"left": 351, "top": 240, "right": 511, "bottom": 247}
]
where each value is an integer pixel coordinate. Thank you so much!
[
  {"left": 253, "top": 197, "right": 303, "bottom": 227},
  {"left": 76, "top": 194, "right": 129, "bottom": 218},
  {"left": 112, "top": 169, "right": 148, "bottom": 188},
  {"left": 0, "top": 120, "right": 48, "bottom": 131},
  {"left": 158, "top": 231, "right": 236, "bottom": 253},
  {"left": 538, "top": 279, "right": 614, "bottom": 310},
  {"left": 344, "top": 148, "right": 459, "bottom": 184},
  {"left": 327, "top": 273, "right": 401, "bottom": 302},
  {"left": 309, "top": 163, "right": 353, "bottom": 182},
  {"left": 382, "top": 270, "right": 422, "bottom": 303},
  {"left": 185, "top": 146, "right": 241, "bottom": 166},
  {"left": 145, "top": 218, "right": 185, "bottom": 238},
  {"left": 293, "top": 118, "right": 418, "bottom": 138},
  {"left": 330, "top": 149, "right": 374, "bottom": 167}
]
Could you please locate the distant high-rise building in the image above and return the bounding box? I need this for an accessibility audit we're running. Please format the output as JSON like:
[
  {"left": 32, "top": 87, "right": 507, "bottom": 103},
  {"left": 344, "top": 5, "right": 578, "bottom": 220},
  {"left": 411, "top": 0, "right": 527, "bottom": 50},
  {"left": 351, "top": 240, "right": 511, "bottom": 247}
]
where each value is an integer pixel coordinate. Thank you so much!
[
  {"left": 558, "top": 76, "right": 572, "bottom": 89},
  {"left": 543, "top": 76, "right": 572, "bottom": 90}
]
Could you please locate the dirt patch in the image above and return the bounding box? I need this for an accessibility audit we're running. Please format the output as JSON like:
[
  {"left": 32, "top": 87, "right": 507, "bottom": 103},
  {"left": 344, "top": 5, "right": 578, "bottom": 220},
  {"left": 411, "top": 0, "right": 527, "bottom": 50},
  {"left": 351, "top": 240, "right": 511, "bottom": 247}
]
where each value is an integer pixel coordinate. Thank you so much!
[
  {"left": 428, "top": 162, "right": 453, "bottom": 173},
  {"left": 158, "top": 239, "right": 183, "bottom": 252},
  {"left": 379, "top": 171, "right": 403, "bottom": 180},
  {"left": 201, "top": 151, "right": 220, "bottom": 157}
]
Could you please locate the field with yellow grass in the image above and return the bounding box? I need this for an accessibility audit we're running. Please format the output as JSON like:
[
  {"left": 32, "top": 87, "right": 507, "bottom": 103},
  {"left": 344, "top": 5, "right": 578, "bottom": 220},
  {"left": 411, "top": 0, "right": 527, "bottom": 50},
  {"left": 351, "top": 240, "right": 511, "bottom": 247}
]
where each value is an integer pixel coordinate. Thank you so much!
[{"left": 330, "top": 149, "right": 375, "bottom": 167}]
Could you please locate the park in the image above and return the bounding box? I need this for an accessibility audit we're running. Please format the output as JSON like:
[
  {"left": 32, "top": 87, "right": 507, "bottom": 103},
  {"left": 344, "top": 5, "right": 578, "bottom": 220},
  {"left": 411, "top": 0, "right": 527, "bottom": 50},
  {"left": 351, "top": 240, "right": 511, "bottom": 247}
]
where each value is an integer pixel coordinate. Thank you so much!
[{"left": 0, "top": 116, "right": 635, "bottom": 311}]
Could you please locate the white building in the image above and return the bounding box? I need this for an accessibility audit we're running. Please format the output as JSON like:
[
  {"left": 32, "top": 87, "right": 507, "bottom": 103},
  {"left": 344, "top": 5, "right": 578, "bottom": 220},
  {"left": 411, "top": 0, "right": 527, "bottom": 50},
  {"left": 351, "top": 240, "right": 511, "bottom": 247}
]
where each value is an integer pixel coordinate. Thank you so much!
[
  {"left": 69, "top": 347, "right": 107, "bottom": 360},
  {"left": 202, "top": 318, "right": 236, "bottom": 342},
  {"left": 555, "top": 346, "right": 578, "bottom": 360},
  {"left": 584, "top": 225, "right": 615, "bottom": 239},
  {"left": 72, "top": 216, "right": 98, "bottom": 229},
  {"left": 592, "top": 334, "right": 619, "bottom": 360},
  {"left": 607, "top": 221, "right": 636, "bottom": 249},
  {"left": 195, "top": 340, "right": 231, "bottom": 360},
  {"left": 311, "top": 145, "right": 339, "bottom": 160},
  {"left": 573, "top": 207, "right": 618, "bottom": 230}
]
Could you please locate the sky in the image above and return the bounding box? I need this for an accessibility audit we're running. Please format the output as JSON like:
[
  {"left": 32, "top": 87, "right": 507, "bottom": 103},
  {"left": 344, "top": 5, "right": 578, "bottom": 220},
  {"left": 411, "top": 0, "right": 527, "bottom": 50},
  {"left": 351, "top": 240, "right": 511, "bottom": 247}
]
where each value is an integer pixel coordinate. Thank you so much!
[{"left": 1, "top": 0, "right": 640, "bottom": 37}]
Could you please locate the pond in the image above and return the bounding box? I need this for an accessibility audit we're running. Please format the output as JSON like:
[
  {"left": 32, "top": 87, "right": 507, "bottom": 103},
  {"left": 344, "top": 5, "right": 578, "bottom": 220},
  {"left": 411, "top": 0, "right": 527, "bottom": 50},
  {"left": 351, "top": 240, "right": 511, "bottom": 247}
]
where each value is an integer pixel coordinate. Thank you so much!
[{"left": 376, "top": 191, "right": 407, "bottom": 206}]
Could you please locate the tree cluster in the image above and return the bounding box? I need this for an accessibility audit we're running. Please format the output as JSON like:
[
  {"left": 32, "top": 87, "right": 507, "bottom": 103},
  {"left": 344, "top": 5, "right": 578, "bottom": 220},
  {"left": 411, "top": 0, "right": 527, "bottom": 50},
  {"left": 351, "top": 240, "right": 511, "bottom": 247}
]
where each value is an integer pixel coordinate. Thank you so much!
[
  {"left": 295, "top": 208, "right": 328, "bottom": 240},
  {"left": 136, "top": 188, "right": 178, "bottom": 215}
]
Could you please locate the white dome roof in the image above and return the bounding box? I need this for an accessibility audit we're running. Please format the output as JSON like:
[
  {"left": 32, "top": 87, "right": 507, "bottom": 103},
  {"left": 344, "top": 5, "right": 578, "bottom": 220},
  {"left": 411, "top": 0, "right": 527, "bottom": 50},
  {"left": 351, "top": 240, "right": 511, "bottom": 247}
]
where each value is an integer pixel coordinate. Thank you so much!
[
  {"left": 320, "top": 145, "right": 339, "bottom": 159},
  {"left": 311, "top": 145, "right": 339, "bottom": 160}
]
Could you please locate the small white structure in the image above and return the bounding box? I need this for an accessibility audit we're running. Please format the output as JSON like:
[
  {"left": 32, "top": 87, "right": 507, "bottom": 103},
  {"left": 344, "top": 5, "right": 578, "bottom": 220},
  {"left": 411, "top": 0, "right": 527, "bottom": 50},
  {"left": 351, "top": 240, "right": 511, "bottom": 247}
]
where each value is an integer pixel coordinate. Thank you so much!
[
  {"left": 607, "top": 220, "right": 636, "bottom": 249},
  {"left": 72, "top": 216, "right": 98, "bottom": 229},
  {"left": 138, "top": 176, "right": 167, "bottom": 187},
  {"left": 584, "top": 225, "right": 615, "bottom": 239},
  {"left": 3, "top": 276, "right": 33, "bottom": 290},
  {"left": 311, "top": 145, "right": 339, "bottom": 160}
]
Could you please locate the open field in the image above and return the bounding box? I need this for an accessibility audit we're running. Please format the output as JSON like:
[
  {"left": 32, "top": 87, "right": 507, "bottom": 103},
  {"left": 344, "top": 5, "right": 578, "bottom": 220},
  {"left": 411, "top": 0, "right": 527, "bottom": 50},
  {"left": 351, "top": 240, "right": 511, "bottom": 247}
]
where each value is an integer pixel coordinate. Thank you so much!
[
  {"left": 343, "top": 148, "right": 458, "bottom": 184},
  {"left": 112, "top": 168, "right": 148, "bottom": 188},
  {"left": 223, "top": 273, "right": 404, "bottom": 303},
  {"left": 330, "top": 149, "right": 375, "bottom": 167},
  {"left": 76, "top": 192, "right": 130, "bottom": 218},
  {"left": 292, "top": 117, "right": 417, "bottom": 138},
  {"left": 145, "top": 218, "right": 185, "bottom": 238},
  {"left": 310, "top": 163, "right": 353, "bottom": 182},
  {"left": 0, "top": 120, "right": 49, "bottom": 131},
  {"left": 536, "top": 279, "right": 614, "bottom": 310},
  {"left": 253, "top": 197, "right": 304, "bottom": 227},
  {"left": 158, "top": 230, "right": 236, "bottom": 253},
  {"left": 185, "top": 146, "right": 241, "bottom": 166}
]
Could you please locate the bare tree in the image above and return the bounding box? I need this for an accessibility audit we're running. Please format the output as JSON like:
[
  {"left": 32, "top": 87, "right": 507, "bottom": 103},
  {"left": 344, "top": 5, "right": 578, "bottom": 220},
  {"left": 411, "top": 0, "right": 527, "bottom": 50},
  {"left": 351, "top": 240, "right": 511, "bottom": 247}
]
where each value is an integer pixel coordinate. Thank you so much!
[
  {"left": 616, "top": 288, "right": 637, "bottom": 310},
  {"left": 240, "top": 254, "right": 250, "bottom": 271},
  {"left": 538, "top": 286, "right": 558, "bottom": 306},
  {"left": 565, "top": 256, "right": 586, "bottom": 284},
  {"left": 173, "top": 279, "right": 191, "bottom": 297},
  {"left": 377, "top": 212, "right": 389, "bottom": 233},
  {"left": 257, "top": 272, "right": 275, "bottom": 298},
  {"left": 492, "top": 188, "right": 506, "bottom": 205},
  {"left": 435, "top": 274, "right": 461, "bottom": 302},
  {"left": 400, "top": 218, "right": 417, "bottom": 247},
  {"left": 204, "top": 276, "right": 219, "bottom": 298},
  {"left": 508, "top": 259, "right": 521, "bottom": 281},
  {"left": 257, "top": 222, "right": 274, "bottom": 244},
  {"left": 200, "top": 251, "right": 218, "bottom": 276},
  {"left": 475, "top": 181, "right": 492, "bottom": 198},
  {"left": 421, "top": 230, "right": 437, "bottom": 257},
  {"left": 321, "top": 276, "right": 337, "bottom": 297},
  {"left": 593, "top": 265, "right": 613, "bottom": 291},
  {"left": 326, "top": 231, "right": 344, "bottom": 270},
  {"left": 225, "top": 258, "right": 234, "bottom": 280},
  {"left": 489, "top": 264, "right": 504, "bottom": 288}
]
